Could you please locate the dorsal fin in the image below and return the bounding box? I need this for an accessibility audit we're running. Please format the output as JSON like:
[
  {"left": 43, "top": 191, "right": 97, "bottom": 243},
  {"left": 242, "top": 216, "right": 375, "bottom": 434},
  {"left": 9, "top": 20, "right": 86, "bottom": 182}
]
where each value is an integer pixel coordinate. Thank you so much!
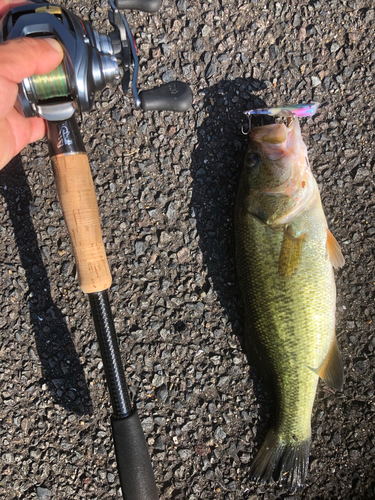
[
  {"left": 327, "top": 228, "right": 345, "bottom": 269},
  {"left": 279, "top": 226, "right": 306, "bottom": 278},
  {"left": 311, "top": 336, "right": 344, "bottom": 391}
]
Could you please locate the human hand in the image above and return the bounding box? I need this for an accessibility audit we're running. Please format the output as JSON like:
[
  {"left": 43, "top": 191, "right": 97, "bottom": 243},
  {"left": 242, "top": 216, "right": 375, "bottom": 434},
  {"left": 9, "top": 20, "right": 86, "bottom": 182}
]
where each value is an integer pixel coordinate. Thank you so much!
[{"left": 0, "top": 2, "right": 64, "bottom": 169}]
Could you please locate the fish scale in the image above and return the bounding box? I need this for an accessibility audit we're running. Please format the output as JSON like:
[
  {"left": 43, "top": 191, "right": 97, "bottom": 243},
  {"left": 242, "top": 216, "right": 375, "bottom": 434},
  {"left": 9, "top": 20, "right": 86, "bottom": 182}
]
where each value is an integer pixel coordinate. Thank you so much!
[
  {"left": 234, "top": 112, "right": 343, "bottom": 490},
  {"left": 236, "top": 203, "right": 335, "bottom": 436}
]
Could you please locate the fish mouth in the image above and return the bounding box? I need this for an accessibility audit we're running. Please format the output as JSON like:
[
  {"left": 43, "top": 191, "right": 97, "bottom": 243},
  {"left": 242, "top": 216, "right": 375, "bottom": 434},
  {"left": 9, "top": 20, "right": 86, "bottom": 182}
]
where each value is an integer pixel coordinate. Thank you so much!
[
  {"left": 251, "top": 122, "right": 289, "bottom": 144},
  {"left": 249, "top": 117, "right": 315, "bottom": 225},
  {"left": 250, "top": 118, "right": 297, "bottom": 160}
]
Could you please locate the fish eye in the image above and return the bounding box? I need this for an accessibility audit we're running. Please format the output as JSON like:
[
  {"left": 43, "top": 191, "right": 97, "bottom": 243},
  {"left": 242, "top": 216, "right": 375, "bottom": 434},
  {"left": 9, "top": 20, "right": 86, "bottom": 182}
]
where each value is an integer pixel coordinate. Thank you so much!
[{"left": 245, "top": 152, "right": 260, "bottom": 169}]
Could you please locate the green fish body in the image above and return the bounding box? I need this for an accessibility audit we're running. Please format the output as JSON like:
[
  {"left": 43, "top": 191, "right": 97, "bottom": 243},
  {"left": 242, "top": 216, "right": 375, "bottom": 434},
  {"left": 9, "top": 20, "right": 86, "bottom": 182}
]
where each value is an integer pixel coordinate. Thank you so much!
[{"left": 234, "top": 117, "right": 344, "bottom": 490}]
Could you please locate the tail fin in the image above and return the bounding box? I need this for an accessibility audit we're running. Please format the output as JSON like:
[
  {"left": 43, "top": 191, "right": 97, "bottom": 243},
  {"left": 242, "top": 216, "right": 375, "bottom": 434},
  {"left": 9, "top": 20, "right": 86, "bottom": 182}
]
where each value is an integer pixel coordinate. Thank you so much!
[{"left": 249, "top": 428, "right": 310, "bottom": 491}]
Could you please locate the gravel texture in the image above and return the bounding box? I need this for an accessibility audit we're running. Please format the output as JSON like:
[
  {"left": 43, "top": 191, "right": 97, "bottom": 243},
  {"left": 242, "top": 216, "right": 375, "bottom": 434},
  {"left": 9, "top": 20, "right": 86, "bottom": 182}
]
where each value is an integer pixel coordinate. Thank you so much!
[{"left": 1, "top": 0, "right": 375, "bottom": 499}]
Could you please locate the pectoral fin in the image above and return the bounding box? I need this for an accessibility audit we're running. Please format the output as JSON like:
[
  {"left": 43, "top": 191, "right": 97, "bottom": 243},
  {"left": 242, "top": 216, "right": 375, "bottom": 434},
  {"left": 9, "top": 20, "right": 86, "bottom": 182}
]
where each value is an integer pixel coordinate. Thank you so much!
[
  {"left": 327, "top": 228, "right": 345, "bottom": 269},
  {"left": 279, "top": 226, "right": 306, "bottom": 278},
  {"left": 311, "top": 336, "right": 344, "bottom": 391}
]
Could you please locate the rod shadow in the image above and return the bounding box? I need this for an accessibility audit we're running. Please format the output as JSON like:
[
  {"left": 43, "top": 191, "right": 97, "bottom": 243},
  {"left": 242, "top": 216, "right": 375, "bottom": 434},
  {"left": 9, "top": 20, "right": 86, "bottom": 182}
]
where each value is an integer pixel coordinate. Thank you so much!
[{"left": 0, "top": 155, "right": 92, "bottom": 415}]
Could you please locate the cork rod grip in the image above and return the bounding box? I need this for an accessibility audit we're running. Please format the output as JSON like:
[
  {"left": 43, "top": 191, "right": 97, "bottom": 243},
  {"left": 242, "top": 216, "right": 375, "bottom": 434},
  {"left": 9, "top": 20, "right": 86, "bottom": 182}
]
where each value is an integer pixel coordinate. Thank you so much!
[{"left": 51, "top": 153, "right": 112, "bottom": 294}]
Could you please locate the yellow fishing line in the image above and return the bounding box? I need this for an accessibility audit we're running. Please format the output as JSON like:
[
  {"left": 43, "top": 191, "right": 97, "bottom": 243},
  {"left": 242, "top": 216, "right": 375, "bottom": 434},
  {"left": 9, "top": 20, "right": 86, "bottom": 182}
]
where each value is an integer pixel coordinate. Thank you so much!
[{"left": 30, "top": 62, "right": 69, "bottom": 100}]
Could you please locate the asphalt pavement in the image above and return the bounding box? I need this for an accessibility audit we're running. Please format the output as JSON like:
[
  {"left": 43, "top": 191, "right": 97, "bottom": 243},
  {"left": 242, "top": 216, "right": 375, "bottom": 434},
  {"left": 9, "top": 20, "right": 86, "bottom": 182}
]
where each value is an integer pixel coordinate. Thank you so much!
[{"left": 0, "top": 0, "right": 374, "bottom": 498}]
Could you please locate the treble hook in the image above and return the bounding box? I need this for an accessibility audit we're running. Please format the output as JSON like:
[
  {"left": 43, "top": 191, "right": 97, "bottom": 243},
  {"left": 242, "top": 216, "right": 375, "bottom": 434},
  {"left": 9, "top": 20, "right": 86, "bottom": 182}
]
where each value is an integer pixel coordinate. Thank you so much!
[{"left": 241, "top": 113, "right": 251, "bottom": 135}]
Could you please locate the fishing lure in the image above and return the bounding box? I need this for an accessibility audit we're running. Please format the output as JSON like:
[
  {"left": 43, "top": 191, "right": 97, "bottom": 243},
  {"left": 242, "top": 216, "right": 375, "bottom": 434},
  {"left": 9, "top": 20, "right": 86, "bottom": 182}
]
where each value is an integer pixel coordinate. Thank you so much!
[
  {"left": 245, "top": 102, "right": 319, "bottom": 118},
  {"left": 243, "top": 102, "right": 319, "bottom": 133}
]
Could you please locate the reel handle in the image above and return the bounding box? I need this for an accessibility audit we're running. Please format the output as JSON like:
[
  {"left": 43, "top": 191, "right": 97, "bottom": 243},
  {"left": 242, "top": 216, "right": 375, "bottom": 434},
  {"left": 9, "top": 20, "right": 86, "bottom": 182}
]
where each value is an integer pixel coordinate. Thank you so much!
[
  {"left": 139, "top": 81, "right": 193, "bottom": 112},
  {"left": 114, "top": 0, "right": 162, "bottom": 12}
]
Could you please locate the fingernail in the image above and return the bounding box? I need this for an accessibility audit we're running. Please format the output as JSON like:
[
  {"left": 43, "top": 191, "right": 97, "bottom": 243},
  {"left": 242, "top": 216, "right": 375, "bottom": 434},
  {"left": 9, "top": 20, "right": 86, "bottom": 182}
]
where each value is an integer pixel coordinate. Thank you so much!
[{"left": 44, "top": 38, "right": 64, "bottom": 56}]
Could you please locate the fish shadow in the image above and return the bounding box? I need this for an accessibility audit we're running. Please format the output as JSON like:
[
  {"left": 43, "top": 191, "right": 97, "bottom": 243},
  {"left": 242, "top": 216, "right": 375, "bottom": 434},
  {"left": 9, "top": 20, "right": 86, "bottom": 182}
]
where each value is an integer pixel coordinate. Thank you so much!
[
  {"left": 189, "top": 77, "right": 274, "bottom": 466},
  {"left": 0, "top": 155, "right": 92, "bottom": 416}
]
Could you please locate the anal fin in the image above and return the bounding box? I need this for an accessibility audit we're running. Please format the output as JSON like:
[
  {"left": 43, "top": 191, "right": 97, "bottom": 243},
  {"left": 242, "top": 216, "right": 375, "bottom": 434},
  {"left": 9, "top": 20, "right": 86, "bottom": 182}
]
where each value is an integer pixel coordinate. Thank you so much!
[
  {"left": 279, "top": 226, "right": 306, "bottom": 278},
  {"left": 327, "top": 228, "right": 345, "bottom": 269},
  {"left": 312, "top": 336, "right": 344, "bottom": 391}
]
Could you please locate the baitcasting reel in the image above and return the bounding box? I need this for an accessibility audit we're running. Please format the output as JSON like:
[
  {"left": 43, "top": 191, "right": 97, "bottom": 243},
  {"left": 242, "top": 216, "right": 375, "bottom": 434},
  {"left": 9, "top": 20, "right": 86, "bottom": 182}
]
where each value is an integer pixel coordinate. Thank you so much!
[{"left": 1, "top": 0, "right": 192, "bottom": 121}]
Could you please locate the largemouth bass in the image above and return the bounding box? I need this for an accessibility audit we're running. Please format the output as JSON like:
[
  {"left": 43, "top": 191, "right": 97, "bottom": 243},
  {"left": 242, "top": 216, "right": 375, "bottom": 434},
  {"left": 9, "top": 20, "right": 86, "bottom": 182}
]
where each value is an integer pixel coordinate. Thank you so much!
[{"left": 234, "top": 109, "right": 344, "bottom": 490}]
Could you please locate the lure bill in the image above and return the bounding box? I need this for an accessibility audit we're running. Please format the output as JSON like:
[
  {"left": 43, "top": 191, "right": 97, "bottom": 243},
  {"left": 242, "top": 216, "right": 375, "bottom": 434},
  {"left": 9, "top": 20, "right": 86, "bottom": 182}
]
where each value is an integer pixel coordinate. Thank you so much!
[{"left": 245, "top": 102, "right": 319, "bottom": 118}]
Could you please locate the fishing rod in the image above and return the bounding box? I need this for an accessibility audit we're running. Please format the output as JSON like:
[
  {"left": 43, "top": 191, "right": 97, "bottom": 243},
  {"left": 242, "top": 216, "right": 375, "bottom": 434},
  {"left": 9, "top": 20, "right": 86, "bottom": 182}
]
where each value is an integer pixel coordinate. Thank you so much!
[{"left": 1, "top": 1, "right": 192, "bottom": 499}]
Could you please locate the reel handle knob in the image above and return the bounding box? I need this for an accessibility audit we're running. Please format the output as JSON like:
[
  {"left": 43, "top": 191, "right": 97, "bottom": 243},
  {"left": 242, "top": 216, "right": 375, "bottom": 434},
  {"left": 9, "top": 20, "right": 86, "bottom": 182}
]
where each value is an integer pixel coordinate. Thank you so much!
[
  {"left": 114, "top": 0, "right": 161, "bottom": 12},
  {"left": 139, "top": 81, "right": 193, "bottom": 112}
]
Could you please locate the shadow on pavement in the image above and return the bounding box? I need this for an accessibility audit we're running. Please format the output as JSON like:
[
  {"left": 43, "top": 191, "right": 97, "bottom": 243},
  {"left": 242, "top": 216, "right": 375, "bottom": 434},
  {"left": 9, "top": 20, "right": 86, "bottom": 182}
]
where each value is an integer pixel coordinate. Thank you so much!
[
  {"left": 189, "top": 76, "right": 274, "bottom": 450},
  {"left": 0, "top": 156, "right": 92, "bottom": 416}
]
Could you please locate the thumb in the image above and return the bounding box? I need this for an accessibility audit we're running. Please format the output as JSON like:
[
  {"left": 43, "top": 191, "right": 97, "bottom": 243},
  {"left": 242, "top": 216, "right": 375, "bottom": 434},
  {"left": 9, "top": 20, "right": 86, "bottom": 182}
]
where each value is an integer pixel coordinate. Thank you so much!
[{"left": 0, "top": 37, "right": 64, "bottom": 83}]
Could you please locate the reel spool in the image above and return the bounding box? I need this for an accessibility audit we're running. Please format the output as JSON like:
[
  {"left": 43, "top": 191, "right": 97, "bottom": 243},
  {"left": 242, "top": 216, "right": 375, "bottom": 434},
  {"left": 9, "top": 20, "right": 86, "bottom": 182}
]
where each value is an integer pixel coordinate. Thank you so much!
[{"left": 29, "top": 62, "right": 70, "bottom": 101}]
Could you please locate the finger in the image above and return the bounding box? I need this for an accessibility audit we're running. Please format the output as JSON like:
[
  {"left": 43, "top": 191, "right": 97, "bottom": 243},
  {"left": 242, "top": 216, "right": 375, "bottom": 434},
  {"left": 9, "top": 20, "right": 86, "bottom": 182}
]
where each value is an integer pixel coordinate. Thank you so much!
[
  {"left": 0, "top": 37, "right": 63, "bottom": 83},
  {"left": 0, "top": 1, "right": 30, "bottom": 20},
  {"left": 0, "top": 75, "right": 19, "bottom": 117},
  {"left": 0, "top": 110, "right": 47, "bottom": 169}
]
